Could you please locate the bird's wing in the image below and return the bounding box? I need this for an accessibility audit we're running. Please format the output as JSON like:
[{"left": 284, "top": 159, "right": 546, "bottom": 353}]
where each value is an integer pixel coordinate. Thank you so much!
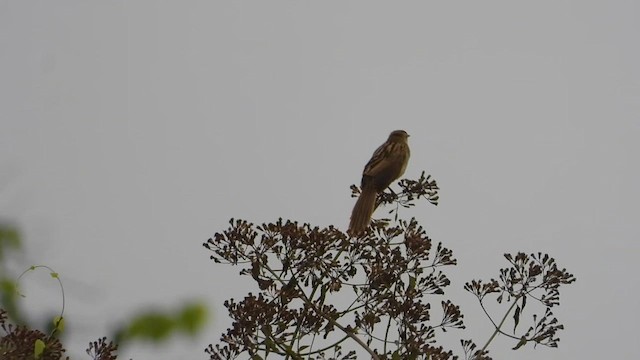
[{"left": 362, "top": 143, "right": 391, "bottom": 177}]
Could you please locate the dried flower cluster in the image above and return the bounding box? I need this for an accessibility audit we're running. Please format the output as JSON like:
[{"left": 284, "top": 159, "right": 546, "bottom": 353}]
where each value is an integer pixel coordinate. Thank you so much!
[
  {"left": 86, "top": 337, "right": 119, "bottom": 360},
  {"left": 204, "top": 171, "right": 576, "bottom": 360},
  {"left": 204, "top": 172, "right": 468, "bottom": 360},
  {"left": 464, "top": 252, "right": 576, "bottom": 353}
]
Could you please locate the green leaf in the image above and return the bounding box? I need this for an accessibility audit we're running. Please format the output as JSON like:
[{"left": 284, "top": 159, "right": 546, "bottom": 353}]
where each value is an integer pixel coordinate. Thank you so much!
[
  {"left": 513, "top": 305, "right": 521, "bottom": 333},
  {"left": 34, "top": 339, "right": 45, "bottom": 359},
  {"left": 512, "top": 336, "right": 527, "bottom": 350},
  {"left": 0, "top": 225, "right": 21, "bottom": 261},
  {"left": 0, "top": 279, "right": 17, "bottom": 297},
  {"left": 53, "top": 316, "right": 65, "bottom": 333},
  {"left": 125, "top": 313, "right": 175, "bottom": 342},
  {"left": 178, "top": 303, "right": 208, "bottom": 335},
  {"left": 392, "top": 350, "right": 401, "bottom": 360},
  {"left": 408, "top": 276, "right": 416, "bottom": 291},
  {"left": 264, "top": 337, "right": 275, "bottom": 354}
]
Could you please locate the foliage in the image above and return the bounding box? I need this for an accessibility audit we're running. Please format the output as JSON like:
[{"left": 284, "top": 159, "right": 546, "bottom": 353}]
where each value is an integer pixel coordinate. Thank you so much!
[
  {"left": 0, "top": 300, "right": 208, "bottom": 360},
  {"left": 203, "top": 171, "right": 575, "bottom": 360},
  {"left": 0, "top": 224, "right": 21, "bottom": 261},
  {"left": 114, "top": 302, "right": 208, "bottom": 344},
  {"left": 0, "top": 223, "right": 24, "bottom": 324},
  {"left": 0, "top": 308, "right": 119, "bottom": 360},
  {"left": 0, "top": 223, "right": 208, "bottom": 359},
  {"left": 0, "top": 308, "right": 68, "bottom": 360},
  {"left": 0, "top": 263, "right": 120, "bottom": 360}
]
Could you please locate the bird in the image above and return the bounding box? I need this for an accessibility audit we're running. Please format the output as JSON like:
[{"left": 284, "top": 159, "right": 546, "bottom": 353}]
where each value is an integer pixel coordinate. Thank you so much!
[{"left": 348, "top": 130, "right": 410, "bottom": 236}]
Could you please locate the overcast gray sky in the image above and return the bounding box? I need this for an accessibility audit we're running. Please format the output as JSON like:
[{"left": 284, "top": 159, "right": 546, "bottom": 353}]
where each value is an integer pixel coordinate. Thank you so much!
[{"left": 1, "top": 1, "right": 638, "bottom": 359}]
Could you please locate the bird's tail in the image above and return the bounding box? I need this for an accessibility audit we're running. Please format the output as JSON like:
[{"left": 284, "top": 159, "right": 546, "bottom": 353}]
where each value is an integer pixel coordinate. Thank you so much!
[{"left": 348, "top": 184, "right": 377, "bottom": 236}]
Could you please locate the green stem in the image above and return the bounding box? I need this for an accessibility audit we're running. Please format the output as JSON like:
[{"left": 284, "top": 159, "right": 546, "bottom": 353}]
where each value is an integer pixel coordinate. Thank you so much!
[{"left": 478, "top": 295, "right": 522, "bottom": 356}]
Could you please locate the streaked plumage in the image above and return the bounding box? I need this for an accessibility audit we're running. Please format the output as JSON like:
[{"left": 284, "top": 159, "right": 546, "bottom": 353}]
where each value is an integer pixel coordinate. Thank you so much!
[{"left": 348, "top": 130, "right": 410, "bottom": 235}]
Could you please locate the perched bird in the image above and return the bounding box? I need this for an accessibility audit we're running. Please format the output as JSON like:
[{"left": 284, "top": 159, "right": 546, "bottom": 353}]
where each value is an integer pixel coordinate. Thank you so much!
[{"left": 348, "top": 130, "right": 410, "bottom": 236}]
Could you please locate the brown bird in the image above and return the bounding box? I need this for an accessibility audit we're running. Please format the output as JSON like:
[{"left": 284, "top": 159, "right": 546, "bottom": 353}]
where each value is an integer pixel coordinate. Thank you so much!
[{"left": 348, "top": 130, "right": 410, "bottom": 236}]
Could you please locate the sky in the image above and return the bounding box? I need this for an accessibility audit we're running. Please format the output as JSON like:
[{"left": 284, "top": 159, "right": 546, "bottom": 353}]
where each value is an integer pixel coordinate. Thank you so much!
[{"left": 1, "top": 1, "right": 639, "bottom": 359}]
